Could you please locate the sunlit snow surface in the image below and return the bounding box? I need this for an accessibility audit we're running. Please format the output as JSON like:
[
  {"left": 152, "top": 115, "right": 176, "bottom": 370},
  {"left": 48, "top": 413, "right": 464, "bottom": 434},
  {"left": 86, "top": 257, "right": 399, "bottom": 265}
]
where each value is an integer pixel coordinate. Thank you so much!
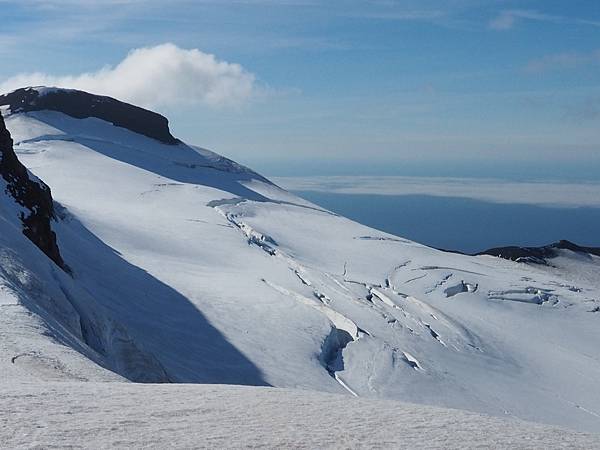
[
  {"left": 3, "top": 383, "right": 600, "bottom": 449},
  {"left": 2, "top": 109, "right": 600, "bottom": 441}
]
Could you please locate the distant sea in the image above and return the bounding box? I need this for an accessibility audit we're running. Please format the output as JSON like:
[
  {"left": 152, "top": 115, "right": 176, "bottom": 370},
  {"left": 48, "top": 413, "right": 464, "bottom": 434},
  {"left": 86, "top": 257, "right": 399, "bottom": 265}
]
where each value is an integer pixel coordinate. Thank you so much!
[{"left": 290, "top": 191, "right": 600, "bottom": 254}]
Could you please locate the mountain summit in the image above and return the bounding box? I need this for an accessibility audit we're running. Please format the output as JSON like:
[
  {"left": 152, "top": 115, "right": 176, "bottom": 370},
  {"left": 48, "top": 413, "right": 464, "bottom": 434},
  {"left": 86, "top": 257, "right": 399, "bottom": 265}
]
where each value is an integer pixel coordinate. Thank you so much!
[{"left": 0, "top": 87, "right": 178, "bottom": 144}]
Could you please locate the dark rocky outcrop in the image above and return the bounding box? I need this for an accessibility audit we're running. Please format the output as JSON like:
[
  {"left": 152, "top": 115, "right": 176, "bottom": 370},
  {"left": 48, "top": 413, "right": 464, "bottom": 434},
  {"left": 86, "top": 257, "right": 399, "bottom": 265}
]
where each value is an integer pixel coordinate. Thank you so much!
[
  {"left": 0, "top": 87, "right": 178, "bottom": 144},
  {"left": 477, "top": 240, "right": 600, "bottom": 264},
  {"left": 0, "top": 114, "right": 67, "bottom": 270}
]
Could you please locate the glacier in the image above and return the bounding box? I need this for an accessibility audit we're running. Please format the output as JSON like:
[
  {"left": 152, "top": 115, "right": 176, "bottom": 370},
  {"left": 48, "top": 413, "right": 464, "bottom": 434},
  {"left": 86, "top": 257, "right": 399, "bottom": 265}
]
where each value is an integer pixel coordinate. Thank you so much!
[{"left": 1, "top": 87, "right": 599, "bottom": 446}]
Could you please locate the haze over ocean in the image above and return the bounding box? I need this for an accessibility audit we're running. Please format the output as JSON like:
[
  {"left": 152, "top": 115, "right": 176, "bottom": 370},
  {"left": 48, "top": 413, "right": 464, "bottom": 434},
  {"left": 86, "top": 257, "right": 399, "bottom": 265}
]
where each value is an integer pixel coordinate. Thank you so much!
[
  {"left": 293, "top": 191, "right": 600, "bottom": 254},
  {"left": 272, "top": 173, "right": 600, "bottom": 253}
]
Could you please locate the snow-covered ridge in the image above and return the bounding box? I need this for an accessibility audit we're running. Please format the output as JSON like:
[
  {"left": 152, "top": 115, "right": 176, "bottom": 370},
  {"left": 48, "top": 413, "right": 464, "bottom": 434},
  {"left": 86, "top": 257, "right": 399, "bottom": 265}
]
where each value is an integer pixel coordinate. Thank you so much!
[{"left": 1, "top": 88, "right": 599, "bottom": 436}]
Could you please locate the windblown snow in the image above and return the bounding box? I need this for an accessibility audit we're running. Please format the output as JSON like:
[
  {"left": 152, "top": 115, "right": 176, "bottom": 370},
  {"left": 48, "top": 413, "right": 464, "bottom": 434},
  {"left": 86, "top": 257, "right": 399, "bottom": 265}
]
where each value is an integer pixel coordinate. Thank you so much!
[{"left": 1, "top": 89, "right": 600, "bottom": 446}]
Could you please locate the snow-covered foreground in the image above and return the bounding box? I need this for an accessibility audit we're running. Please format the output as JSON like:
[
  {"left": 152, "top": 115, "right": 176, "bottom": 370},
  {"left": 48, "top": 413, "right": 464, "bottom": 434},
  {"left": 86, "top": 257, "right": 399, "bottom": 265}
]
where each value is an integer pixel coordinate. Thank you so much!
[
  {"left": 1, "top": 88, "right": 600, "bottom": 441},
  {"left": 3, "top": 382, "right": 600, "bottom": 449}
]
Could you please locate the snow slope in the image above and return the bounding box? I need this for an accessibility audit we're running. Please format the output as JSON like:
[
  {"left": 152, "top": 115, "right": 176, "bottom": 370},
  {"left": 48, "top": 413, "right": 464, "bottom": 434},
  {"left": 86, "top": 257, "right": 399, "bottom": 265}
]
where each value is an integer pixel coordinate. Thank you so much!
[
  {"left": 2, "top": 89, "right": 600, "bottom": 436},
  {"left": 3, "top": 382, "right": 600, "bottom": 449}
]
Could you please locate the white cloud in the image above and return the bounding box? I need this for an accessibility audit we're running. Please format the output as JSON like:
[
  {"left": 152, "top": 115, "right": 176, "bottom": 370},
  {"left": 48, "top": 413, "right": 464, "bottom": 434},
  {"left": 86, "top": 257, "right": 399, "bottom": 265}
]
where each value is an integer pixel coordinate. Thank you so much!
[
  {"left": 0, "top": 43, "right": 257, "bottom": 109},
  {"left": 272, "top": 176, "right": 600, "bottom": 208}
]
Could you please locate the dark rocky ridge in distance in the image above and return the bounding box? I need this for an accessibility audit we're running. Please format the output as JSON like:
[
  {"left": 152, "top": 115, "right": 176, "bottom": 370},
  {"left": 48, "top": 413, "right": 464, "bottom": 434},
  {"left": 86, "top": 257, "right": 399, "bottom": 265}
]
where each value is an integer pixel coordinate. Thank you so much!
[
  {"left": 476, "top": 240, "right": 600, "bottom": 264},
  {"left": 0, "top": 87, "right": 178, "bottom": 145},
  {"left": 0, "top": 114, "right": 67, "bottom": 270}
]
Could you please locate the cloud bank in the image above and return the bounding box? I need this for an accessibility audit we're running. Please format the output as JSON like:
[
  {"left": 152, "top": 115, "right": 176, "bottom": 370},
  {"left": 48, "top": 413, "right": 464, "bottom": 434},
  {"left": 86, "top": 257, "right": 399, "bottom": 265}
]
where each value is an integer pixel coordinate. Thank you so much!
[
  {"left": 0, "top": 44, "right": 257, "bottom": 109},
  {"left": 273, "top": 176, "right": 600, "bottom": 208}
]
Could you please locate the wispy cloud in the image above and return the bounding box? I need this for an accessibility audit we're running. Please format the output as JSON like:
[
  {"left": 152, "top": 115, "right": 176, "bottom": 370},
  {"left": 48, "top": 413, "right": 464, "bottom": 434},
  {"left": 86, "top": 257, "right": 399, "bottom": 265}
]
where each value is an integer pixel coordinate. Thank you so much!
[
  {"left": 0, "top": 44, "right": 257, "bottom": 109},
  {"left": 525, "top": 49, "right": 600, "bottom": 73},
  {"left": 489, "top": 9, "right": 600, "bottom": 30},
  {"left": 567, "top": 96, "right": 600, "bottom": 121},
  {"left": 488, "top": 11, "right": 518, "bottom": 30},
  {"left": 273, "top": 176, "right": 600, "bottom": 208},
  {"left": 348, "top": 9, "right": 445, "bottom": 21}
]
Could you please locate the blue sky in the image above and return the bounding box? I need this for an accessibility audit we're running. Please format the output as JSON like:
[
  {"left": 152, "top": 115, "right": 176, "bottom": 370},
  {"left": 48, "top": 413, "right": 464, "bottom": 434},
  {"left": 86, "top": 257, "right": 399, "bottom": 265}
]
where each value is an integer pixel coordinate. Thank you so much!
[{"left": 1, "top": 0, "right": 599, "bottom": 178}]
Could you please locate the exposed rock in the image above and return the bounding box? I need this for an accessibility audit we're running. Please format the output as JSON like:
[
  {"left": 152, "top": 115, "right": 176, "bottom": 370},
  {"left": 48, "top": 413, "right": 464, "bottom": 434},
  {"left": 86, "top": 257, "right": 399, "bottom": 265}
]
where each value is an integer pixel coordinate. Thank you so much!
[
  {"left": 0, "top": 114, "right": 67, "bottom": 270},
  {"left": 0, "top": 87, "right": 178, "bottom": 145},
  {"left": 477, "top": 240, "right": 600, "bottom": 264}
]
